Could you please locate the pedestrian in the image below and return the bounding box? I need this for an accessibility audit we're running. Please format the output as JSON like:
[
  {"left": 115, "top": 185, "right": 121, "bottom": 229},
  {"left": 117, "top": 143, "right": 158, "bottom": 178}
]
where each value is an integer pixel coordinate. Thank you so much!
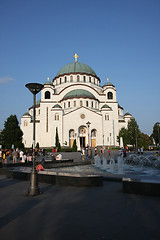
[
  {"left": 137, "top": 148, "right": 140, "bottom": 154},
  {"left": 123, "top": 149, "right": 127, "bottom": 158},
  {"left": 19, "top": 150, "right": 24, "bottom": 162},
  {"left": 2, "top": 151, "right": 6, "bottom": 164},
  {"left": 0, "top": 149, "right": 2, "bottom": 162},
  {"left": 12, "top": 149, "right": 17, "bottom": 163},
  {"left": 140, "top": 147, "right": 143, "bottom": 154},
  {"left": 82, "top": 148, "right": 85, "bottom": 161}
]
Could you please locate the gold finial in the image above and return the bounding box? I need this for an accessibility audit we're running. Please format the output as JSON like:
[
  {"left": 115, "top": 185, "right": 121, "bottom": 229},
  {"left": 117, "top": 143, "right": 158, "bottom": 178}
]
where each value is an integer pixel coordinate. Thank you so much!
[
  {"left": 47, "top": 77, "right": 49, "bottom": 82},
  {"left": 73, "top": 53, "right": 79, "bottom": 62},
  {"left": 107, "top": 78, "right": 109, "bottom": 82}
]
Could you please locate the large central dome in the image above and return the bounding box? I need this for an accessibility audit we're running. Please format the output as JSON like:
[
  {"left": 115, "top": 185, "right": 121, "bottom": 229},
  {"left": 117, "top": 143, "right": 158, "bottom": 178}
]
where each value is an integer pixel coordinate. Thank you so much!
[{"left": 56, "top": 62, "right": 97, "bottom": 77}]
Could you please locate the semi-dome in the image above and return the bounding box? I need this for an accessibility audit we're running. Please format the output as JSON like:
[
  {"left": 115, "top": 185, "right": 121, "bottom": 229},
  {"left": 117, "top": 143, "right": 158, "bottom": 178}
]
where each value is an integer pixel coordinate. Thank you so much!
[
  {"left": 124, "top": 112, "right": 132, "bottom": 116},
  {"left": 56, "top": 62, "right": 97, "bottom": 77},
  {"left": 22, "top": 110, "right": 31, "bottom": 117},
  {"left": 101, "top": 104, "right": 111, "bottom": 109},
  {"left": 103, "top": 78, "right": 115, "bottom": 88},
  {"left": 52, "top": 104, "right": 62, "bottom": 108},
  {"left": 63, "top": 89, "right": 96, "bottom": 100}
]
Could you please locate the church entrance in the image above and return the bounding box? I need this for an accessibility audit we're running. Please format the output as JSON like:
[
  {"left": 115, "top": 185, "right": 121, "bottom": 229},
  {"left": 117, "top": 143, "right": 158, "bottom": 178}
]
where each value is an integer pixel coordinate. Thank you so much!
[
  {"left": 80, "top": 137, "right": 85, "bottom": 149},
  {"left": 91, "top": 129, "right": 97, "bottom": 147},
  {"left": 79, "top": 125, "right": 87, "bottom": 149}
]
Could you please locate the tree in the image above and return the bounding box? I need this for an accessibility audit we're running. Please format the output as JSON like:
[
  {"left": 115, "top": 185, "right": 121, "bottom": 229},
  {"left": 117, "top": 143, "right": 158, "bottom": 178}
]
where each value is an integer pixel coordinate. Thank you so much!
[
  {"left": 36, "top": 142, "right": 40, "bottom": 149},
  {"left": 55, "top": 127, "right": 61, "bottom": 151},
  {"left": 55, "top": 127, "right": 60, "bottom": 148},
  {"left": 0, "top": 115, "right": 24, "bottom": 149},
  {"left": 117, "top": 128, "right": 129, "bottom": 147},
  {"left": 139, "top": 133, "right": 152, "bottom": 150},
  {"left": 72, "top": 139, "right": 77, "bottom": 152},
  {"left": 151, "top": 123, "right": 160, "bottom": 145},
  {"left": 127, "top": 118, "right": 141, "bottom": 149}
]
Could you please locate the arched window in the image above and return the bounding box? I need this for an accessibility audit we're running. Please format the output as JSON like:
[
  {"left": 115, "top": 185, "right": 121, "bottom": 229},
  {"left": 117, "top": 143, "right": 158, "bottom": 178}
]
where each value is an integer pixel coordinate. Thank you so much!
[
  {"left": 80, "top": 100, "right": 83, "bottom": 107},
  {"left": 65, "top": 76, "right": 67, "bottom": 83},
  {"left": 91, "top": 101, "right": 94, "bottom": 108},
  {"left": 24, "top": 120, "right": 28, "bottom": 127},
  {"left": 86, "top": 101, "right": 88, "bottom": 107},
  {"left": 74, "top": 101, "right": 76, "bottom": 107},
  {"left": 95, "top": 102, "right": 97, "bottom": 109},
  {"left": 70, "top": 75, "right": 73, "bottom": 82},
  {"left": 45, "top": 91, "right": 50, "bottom": 99},
  {"left": 108, "top": 92, "right": 113, "bottom": 99},
  {"left": 91, "top": 129, "right": 97, "bottom": 137},
  {"left": 77, "top": 75, "right": 80, "bottom": 82},
  {"left": 60, "top": 78, "right": 62, "bottom": 84},
  {"left": 89, "top": 77, "right": 91, "bottom": 83},
  {"left": 69, "top": 129, "right": 74, "bottom": 138},
  {"left": 83, "top": 76, "right": 86, "bottom": 82},
  {"left": 105, "top": 114, "right": 109, "bottom": 120},
  {"left": 55, "top": 114, "right": 59, "bottom": 121},
  {"left": 68, "top": 101, "right": 70, "bottom": 107},
  {"left": 64, "top": 103, "right": 66, "bottom": 108}
]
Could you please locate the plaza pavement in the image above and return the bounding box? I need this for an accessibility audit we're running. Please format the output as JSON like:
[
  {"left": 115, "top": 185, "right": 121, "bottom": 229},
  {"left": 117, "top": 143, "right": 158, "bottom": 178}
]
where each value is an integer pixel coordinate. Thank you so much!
[
  {"left": 0, "top": 150, "right": 160, "bottom": 240},
  {"left": 0, "top": 174, "right": 160, "bottom": 240}
]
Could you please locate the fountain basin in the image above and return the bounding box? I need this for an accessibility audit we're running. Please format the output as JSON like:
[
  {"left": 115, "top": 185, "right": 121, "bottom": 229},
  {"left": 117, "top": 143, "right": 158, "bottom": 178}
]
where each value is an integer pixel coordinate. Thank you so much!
[{"left": 7, "top": 167, "right": 103, "bottom": 187}]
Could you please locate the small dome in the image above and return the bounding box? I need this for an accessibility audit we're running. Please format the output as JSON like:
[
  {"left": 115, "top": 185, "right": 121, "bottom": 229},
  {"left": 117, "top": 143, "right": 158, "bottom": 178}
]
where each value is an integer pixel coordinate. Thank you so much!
[
  {"left": 44, "top": 78, "right": 52, "bottom": 85},
  {"left": 44, "top": 81, "right": 52, "bottom": 85},
  {"left": 56, "top": 62, "right": 97, "bottom": 77},
  {"left": 63, "top": 89, "right": 96, "bottom": 100},
  {"left": 124, "top": 112, "right": 132, "bottom": 116},
  {"left": 53, "top": 104, "right": 62, "bottom": 108},
  {"left": 101, "top": 104, "right": 110, "bottom": 109},
  {"left": 103, "top": 81, "right": 115, "bottom": 87},
  {"left": 23, "top": 111, "right": 31, "bottom": 117}
]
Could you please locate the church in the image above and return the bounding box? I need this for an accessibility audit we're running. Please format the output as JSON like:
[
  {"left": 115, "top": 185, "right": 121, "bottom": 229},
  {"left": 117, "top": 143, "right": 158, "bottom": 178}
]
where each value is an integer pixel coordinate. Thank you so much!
[{"left": 21, "top": 54, "right": 132, "bottom": 150}]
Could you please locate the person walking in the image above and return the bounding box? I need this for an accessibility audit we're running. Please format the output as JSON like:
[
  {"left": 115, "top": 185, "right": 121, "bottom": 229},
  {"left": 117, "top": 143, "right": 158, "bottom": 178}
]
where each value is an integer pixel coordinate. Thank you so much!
[
  {"left": 0, "top": 149, "right": 2, "bottom": 163},
  {"left": 12, "top": 149, "right": 17, "bottom": 163},
  {"left": 140, "top": 147, "right": 143, "bottom": 154}
]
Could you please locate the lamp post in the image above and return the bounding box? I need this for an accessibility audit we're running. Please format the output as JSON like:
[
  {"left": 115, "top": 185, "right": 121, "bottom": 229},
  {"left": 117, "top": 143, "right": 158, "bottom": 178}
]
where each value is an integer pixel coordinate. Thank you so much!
[
  {"left": 26, "top": 83, "right": 43, "bottom": 196},
  {"left": 156, "top": 122, "right": 160, "bottom": 156},
  {"left": 86, "top": 121, "right": 91, "bottom": 147},
  {"left": 86, "top": 121, "right": 91, "bottom": 157}
]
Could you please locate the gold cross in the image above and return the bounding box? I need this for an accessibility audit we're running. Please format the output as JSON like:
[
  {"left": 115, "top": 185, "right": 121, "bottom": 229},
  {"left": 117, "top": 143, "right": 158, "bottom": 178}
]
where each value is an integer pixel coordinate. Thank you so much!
[
  {"left": 47, "top": 77, "right": 49, "bottom": 81},
  {"left": 73, "top": 53, "right": 79, "bottom": 62},
  {"left": 107, "top": 78, "right": 109, "bottom": 82}
]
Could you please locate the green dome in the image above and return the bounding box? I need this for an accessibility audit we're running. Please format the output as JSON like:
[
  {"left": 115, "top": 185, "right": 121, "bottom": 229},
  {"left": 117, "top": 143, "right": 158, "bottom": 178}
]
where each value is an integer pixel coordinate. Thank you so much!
[
  {"left": 63, "top": 89, "right": 96, "bottom": 100},
  {"left": 44, "top": 80, "right": 52, "bottom": 85},
  {"left": 103, "top": 81, "right": 115, "bottom": 87},
  {"left": 53, "top": 104, "right": 62, "bottom": 108},
  {"left": 124, "top": 112, "right": 132, "bottom": 116},
  {"left": 23, "top": 111, "right": 31, "bottom": 117},
  {"left": 56, "top": 62, "right": 97, "bottom": 77},
  {"left": 101, "top": 104, "right": 110, "bottom": 109}
]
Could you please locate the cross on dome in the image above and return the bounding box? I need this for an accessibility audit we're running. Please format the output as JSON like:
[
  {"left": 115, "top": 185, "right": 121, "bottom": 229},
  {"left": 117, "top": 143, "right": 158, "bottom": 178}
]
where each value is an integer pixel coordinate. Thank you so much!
[
  {"left": 73, "top": 53, "right": 79, "bottom": 62},
  {"left": 107, "top": 78, "right": 109, "bottom": 82},
  {"left": 47, "top": 77, "right": 50, "bottom": 82}
]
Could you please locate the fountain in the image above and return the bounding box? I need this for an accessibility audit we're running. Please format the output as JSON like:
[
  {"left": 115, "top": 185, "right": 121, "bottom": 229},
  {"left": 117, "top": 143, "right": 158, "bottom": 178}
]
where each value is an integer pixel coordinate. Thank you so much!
[
  {"left": 102, "top": 157, "right": 107, "bottom": 169},
  {"left": 109, "top": 158, "right": 115, "bottom": 173}
]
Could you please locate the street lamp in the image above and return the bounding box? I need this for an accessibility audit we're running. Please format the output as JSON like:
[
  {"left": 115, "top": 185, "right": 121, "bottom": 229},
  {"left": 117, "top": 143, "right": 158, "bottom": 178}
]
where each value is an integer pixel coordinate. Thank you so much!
[
  {"left": 26, "top": 82, "right": 43, "bottom": 196},
  {"left": 156, "top": 122, "right": 160, "bottom": 156},
  {"left": 86, "top": 121, "right": 91, "bottom": 147}
]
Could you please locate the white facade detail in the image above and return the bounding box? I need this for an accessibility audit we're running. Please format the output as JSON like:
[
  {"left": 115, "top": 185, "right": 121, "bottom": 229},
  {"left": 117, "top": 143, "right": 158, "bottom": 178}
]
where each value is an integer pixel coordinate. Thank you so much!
[{"left": 21, "top": 59, "right": 133, "bottom": 150}]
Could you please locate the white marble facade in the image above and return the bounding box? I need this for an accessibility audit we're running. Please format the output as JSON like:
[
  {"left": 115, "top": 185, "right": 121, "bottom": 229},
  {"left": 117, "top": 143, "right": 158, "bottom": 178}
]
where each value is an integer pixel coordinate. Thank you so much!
[{"left": 21, "top": 56, "right": 132, "bottom": 150}]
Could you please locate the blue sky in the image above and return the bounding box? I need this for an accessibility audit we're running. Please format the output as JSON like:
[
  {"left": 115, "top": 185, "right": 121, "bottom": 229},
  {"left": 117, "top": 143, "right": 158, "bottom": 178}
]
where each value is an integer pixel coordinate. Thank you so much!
[{"left": 0, "top": 0, "right": 160, "bottom": 135}]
